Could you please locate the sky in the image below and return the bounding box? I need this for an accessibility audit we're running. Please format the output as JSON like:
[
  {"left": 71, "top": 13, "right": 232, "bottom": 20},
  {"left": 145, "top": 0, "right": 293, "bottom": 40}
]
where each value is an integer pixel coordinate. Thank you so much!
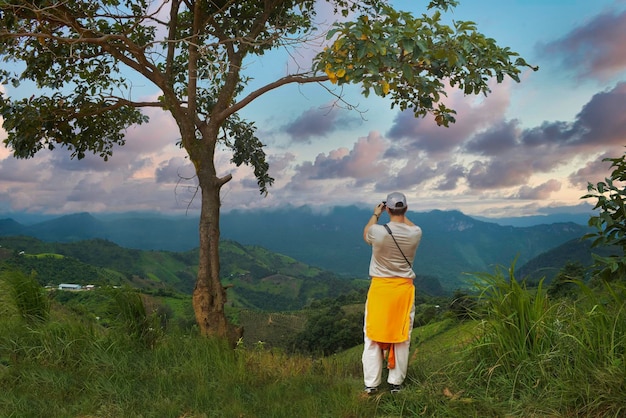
[{"left": 1, "top": 0, "right": 626, "bottom": 220}]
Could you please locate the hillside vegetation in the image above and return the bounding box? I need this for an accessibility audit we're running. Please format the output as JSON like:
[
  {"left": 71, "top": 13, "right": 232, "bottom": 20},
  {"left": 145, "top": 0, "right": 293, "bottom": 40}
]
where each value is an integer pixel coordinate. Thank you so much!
[
  {"left": 0, "top": 236, "right": 450, "bottom": 352},
  {"left": 1, "top": 264, "right": 624, "bottom": 417},
  {"left": 0, "top": 235, "right": 452, "bottom": 310},
  {"left": 0, "top": 236, "right": 366, "bottom": 311},
  {"left": 1, "top": 220, "right": 625, "bottom": 414}
]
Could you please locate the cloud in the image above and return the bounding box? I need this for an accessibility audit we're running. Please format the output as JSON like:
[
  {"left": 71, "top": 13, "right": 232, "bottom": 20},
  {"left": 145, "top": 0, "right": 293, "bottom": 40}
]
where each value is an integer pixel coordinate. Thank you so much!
[
  {"left": 459, "top": 82, "right": 626, "bottom": 190},
  {"left": 273, "top": 79, "right": 626, "bottom": 204},
  {"left": 268, "top": 152, "right": 296, "bottom": 177},
  {"left": 568, "top": 153, "right": 618, "bottom": 188},
  {"left": 0, "top": 102, "right": 195, "bottom": 214},
  {"left": 571, "top": 82, "right": 626, "bottom": 147},
  {"left": 515, "top": 83, "right": 626, "bottom": 154},
  {"left": 386, "top": 78, "right": 512, "bottom": 155},
  {"left": 466, "top": 159, "right": 536, "bottom": 190},
  {"left": 512, "top": 179, "right": 562, "bottom": 200},
  {"left": 0, "top": 153, "right": 44, "bottom": 183},
  {"left": 375, "top": 160, "right": 442, "bottom": 192},
  {"left": 155, "top": 157, "right": 195, "bottom": 184},
  {"left": 437, "top": 164, "right": 467, "bottom": 191},
  {"left": 288, "top": 131, "right": 388, "bottom": 184},
  {"left": 501, "top": 82, "right": 626, "bottom": 156},
  {"left": 464, "top": 120, "right": 520, "bottom": 156},
  {"left": 282, "top": 104, "right": 359, "bottom": 142},
  {"left": 539, "top": 9, "right": 626, "bottom": 81},
  {"left": 2, "top": 3, "right": 626, "bottom": 219}
]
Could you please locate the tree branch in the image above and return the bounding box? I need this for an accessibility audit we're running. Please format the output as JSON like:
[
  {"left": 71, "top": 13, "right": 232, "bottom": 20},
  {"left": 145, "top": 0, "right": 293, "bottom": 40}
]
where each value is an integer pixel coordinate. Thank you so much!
[
  {"left": 218, "top": 173, "right": 233, "bottom": 187},
  {"left": 62, "top": 98, "right": 163, "bottom": 119},
  {"left": 215, "top": 73, "right": 329, "bottom": 121},
  {"left": 165, "top": 0, "right": 181, "bottom": 80}
]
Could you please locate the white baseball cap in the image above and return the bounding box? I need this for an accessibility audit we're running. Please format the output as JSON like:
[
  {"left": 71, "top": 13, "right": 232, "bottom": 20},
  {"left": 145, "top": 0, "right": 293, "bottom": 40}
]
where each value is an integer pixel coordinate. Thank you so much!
[{"left": 385, "top": 192, "right": 407, "bottom": 209}]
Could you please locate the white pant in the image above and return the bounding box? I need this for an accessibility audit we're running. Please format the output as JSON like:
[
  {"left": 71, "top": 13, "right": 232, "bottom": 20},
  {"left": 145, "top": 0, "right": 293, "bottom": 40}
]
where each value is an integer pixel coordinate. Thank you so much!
[{"left": 362, "top": 304, "right": 415, "bottom": 387}]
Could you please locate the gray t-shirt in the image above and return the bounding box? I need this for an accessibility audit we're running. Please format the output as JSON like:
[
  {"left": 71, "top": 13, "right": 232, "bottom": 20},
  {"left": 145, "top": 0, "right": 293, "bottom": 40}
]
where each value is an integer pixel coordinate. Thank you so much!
[{"left": 365, "top": 222, "right": 422, "bottom": 279}]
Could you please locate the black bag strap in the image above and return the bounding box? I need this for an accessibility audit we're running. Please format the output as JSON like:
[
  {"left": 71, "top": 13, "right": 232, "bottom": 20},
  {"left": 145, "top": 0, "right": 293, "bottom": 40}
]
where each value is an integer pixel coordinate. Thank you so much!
[{"left": 383, "top": 224, "right": 412, "bottom": 268}]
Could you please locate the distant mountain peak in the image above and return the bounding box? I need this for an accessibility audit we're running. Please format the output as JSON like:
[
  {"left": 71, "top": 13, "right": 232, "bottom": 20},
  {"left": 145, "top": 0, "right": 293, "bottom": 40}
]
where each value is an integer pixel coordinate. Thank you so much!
[
  {"left": 0, "top": 218, "right": 24, "bottom": 235},
  {"left": 55, "top": 212, "right": 96, "bottom": 221}
]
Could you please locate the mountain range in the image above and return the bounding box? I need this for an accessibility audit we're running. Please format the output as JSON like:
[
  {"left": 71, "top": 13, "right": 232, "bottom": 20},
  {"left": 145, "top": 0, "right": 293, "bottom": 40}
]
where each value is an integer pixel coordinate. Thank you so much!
[{"left": 0, "top": 207, "right": 599, "bottom": 290}]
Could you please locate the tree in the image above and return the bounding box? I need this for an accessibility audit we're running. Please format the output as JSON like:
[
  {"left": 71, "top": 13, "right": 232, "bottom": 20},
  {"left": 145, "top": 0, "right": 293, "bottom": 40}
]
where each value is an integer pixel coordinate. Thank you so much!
[
  {"left": 291, "top": 303, "right": 362, "bottom": 355},
  {"left": 583, "top": 151, "right": 626, "bottom": 282},
  {"left": 546, "top": 261, "right": 585, "bottom": 299},
  {"left": 0, "top": 0, "right": 535, "bottom": 342}
]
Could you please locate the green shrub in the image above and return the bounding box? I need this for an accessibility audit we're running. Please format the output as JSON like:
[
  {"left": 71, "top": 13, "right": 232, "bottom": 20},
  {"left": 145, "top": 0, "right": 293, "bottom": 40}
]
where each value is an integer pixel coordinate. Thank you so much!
[
  {"left": 448, "top": 289, "right": 476, "bottom": 320},
  {"left": 290, "top": 303, "right": 362, "bottom": 355}
]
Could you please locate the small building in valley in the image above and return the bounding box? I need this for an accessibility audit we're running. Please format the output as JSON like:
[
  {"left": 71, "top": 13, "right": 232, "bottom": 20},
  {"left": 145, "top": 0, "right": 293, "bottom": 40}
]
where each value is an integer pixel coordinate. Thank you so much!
[{"left": 58, "top": 283, "right": 82, "bottom": 291}]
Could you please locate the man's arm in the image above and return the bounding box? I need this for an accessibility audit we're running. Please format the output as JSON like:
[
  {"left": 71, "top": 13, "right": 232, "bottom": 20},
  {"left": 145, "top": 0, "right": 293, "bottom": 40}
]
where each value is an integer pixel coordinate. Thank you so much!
[{"left": 363, "top": 203, "right": 386, "bottom": 242}]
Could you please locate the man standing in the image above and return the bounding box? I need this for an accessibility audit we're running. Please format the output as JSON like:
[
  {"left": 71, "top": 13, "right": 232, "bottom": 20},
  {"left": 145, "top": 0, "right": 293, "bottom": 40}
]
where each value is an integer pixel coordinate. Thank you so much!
[{"left": 362, "top": 192, "right": 422, "bottom": 394}]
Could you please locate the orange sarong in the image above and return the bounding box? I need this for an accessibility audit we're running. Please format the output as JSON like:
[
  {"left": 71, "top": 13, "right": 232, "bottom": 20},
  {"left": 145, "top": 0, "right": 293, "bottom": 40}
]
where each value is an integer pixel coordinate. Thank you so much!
[
  {"left": 365, "top": 277, "right": 414, "bottom": 368},
  {"left": 365, "top": 277, "right": 415, "bottom": 342}
]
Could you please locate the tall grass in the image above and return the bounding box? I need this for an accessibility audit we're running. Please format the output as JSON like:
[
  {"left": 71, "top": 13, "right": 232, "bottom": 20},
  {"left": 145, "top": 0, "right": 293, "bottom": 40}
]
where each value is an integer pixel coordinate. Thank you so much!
[
  {"left": 107, "top": 287, "right": 164, "bottom": 348},
  {"left": 1, "top": 324, "right": 373, "bottom": 417},
  {"left": 551, "top": 279, "right": 626, "bottom": 417},
  {"left": 465, "top": 265, "right": 626, "bottom": 417},
  {"left": 0, "top": 277, "right": 373, "bottom": 417},
  {"left": 471, "top": 264, "right": 553, "bottom": 377},
  {"left": 2, "top": 269, "right": 50, "bottom": 324}
]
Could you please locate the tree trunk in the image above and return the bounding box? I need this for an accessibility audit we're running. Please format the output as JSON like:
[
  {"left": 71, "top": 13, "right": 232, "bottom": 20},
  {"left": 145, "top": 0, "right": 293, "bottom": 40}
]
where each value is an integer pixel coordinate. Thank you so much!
[
  {"left": 192, "top": 174, "right": 223, "bottom": 331},
  {"left": 190, "top": 135, "right": 242, "bottom": 345}
]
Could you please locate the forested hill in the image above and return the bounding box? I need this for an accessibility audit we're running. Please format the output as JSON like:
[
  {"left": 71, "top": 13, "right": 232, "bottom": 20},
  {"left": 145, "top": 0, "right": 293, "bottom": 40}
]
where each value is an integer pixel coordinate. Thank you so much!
[
  {"left": 0, "top": 237, "right": 381, "bottom": 311},
  {"left": 0, "top": 207, "right": 592, "bottom": 290}
]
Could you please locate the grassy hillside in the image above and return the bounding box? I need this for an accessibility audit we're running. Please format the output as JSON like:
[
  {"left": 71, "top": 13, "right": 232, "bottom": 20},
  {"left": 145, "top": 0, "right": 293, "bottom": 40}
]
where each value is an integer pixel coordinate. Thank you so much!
[
  {"left": 1, "top": 217, "right": 625, "bottom": 417},
  {"left": 0, "top": 269, "right": 486, "bottom": 418},
  {"left": 2, "top": 277, "right": 623, "bottom": 417},
  {"left": 0, "top": 235, "right": 448, "bottom": 356}
]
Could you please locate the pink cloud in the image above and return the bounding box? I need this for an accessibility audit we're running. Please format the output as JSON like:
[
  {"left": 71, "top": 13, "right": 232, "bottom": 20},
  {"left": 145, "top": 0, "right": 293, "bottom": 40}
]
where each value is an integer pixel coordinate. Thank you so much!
[
  {"left": 290, "top": 131, "right": 388, "bottom": 183},
  {"left": 386, "top": 78, "right": 512, "bottom": 155},
  {"left": 540, "top": 9, "right": 626, "bottom": 81}
]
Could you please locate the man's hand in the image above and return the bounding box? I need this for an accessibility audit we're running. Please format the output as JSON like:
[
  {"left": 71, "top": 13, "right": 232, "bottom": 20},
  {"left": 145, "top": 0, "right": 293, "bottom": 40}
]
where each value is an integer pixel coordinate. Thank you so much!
[{"left": 373, "top": 202, "right": 386, "bottom": 219}]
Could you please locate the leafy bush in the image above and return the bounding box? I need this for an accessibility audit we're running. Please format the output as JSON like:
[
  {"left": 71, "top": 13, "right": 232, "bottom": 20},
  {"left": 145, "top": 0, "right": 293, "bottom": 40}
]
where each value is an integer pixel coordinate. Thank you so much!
[{"left": 546, "top": 261, "right": 585, "bottom": 299}]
